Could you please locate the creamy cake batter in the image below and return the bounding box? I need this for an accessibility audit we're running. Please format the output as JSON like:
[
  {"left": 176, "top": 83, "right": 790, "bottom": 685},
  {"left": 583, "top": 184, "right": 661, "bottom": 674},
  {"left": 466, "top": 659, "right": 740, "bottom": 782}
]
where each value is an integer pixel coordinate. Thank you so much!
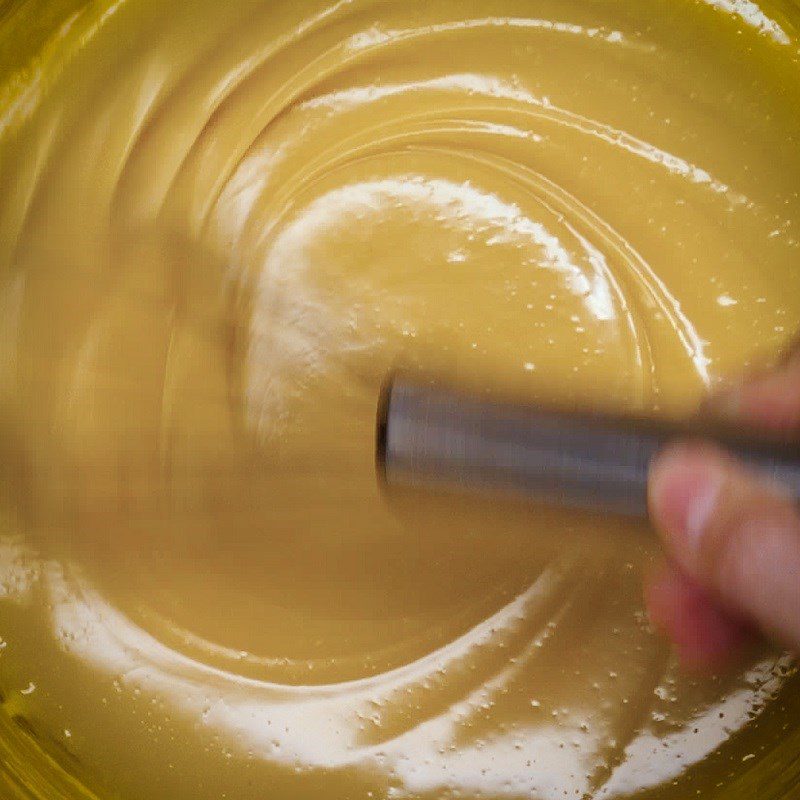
[{"left": 1, "top": 1, "right": 800, "bottom": 798}]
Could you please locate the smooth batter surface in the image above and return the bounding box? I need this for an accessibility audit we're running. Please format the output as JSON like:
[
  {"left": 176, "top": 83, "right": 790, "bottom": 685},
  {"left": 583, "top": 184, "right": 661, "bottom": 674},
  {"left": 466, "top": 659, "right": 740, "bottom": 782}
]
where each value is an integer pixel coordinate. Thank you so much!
[{"left": 1, "top": 1, "right": 800, "bottom": 798}]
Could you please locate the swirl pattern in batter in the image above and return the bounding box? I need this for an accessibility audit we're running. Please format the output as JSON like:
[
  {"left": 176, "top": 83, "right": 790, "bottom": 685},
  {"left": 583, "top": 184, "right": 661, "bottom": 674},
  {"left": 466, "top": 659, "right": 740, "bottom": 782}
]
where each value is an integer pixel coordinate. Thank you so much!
[{"left": 1, "top": 1, "right": 800, "bottom": 798}]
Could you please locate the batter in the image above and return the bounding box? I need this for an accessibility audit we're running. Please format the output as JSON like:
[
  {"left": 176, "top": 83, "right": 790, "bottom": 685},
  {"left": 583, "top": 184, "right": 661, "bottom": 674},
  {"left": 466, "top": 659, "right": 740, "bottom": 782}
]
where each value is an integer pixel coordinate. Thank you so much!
[{"left": 1, "top": 0, "right": 800, "bottom": 798}]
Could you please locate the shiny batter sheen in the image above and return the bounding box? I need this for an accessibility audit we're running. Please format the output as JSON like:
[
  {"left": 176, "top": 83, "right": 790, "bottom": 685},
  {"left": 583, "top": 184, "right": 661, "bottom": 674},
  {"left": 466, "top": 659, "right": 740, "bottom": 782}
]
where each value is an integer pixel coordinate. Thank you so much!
[{"left": 1, "top": 1, "right": 800, "bottom": 798}]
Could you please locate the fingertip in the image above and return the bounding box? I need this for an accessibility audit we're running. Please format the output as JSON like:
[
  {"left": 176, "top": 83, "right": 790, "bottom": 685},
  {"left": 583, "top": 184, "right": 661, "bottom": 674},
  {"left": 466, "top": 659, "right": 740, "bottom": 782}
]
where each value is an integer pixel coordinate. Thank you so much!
[
  {"left": 735, "top": 377, "right": 800, "bottom": 432},
  {"left": 644, "top": 565, "right": 752, "bottom": 672},
  {"left": 700, "top": 384, "right": 742, "bottom": 421},
  {"left": 705, "top": 354, "right": 800, "bottom": 432}
]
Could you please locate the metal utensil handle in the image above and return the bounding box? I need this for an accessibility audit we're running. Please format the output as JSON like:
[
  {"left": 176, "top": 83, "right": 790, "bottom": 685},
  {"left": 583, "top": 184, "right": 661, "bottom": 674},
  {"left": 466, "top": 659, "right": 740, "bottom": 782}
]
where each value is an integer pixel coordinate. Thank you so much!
[{"left": 377, "top": 379, "right": 800, "bottom": 517}]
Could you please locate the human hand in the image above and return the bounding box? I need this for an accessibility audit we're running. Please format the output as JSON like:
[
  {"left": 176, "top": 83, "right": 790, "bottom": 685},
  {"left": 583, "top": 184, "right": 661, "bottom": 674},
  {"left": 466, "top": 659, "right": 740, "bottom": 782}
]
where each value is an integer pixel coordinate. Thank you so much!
[{"left": 646, "top": 340, "right": 800, "bottom": 669}]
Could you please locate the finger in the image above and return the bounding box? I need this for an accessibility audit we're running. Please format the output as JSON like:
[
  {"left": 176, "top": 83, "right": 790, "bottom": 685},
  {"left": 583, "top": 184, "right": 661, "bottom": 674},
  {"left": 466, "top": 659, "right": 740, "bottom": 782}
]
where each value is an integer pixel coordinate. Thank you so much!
[
  {"left": 706, "top": 338, "right": 800, "bottom": 432},
  {"left": 777, "top": 331, "right": 800, "bottom": 369},
  {"left": 649, "top": 443, "right": 800, "bottom": 652},
  {"left": 645, "top": 562, "right": 755, "bottom": 670}
]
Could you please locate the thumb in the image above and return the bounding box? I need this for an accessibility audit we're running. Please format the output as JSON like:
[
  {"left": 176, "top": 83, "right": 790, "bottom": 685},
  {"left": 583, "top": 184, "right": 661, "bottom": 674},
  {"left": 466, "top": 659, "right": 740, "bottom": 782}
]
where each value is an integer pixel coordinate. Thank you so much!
[{"left": 649, "top": 443, "right": 800, "bottom": 653}]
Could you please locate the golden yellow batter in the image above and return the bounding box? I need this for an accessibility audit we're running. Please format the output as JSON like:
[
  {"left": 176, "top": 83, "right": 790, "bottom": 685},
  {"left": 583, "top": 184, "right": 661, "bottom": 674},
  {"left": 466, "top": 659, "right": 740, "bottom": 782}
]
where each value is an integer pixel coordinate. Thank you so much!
[{"left": 1, "top": 1, "right": 800, "bottom": 798}]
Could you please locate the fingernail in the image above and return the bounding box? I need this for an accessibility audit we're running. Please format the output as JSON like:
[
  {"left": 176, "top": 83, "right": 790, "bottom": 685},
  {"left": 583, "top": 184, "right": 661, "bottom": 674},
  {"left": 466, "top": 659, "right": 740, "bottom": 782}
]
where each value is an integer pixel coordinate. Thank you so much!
[{"left": 650, "top": 449, "right": 724, "bottom": 566}]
